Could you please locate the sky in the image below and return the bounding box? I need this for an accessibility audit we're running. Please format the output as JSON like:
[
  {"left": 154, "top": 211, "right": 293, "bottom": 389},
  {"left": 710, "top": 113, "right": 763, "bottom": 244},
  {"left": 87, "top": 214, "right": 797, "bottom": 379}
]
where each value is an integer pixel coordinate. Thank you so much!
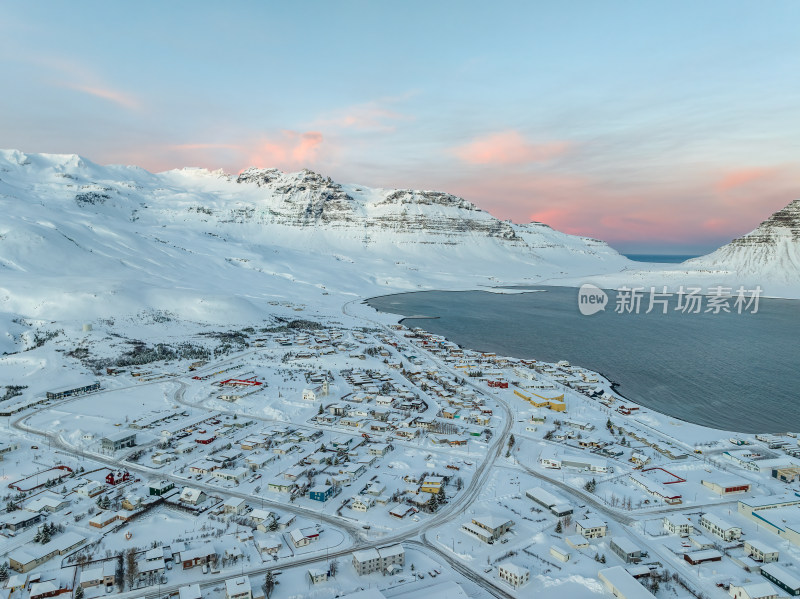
[{"left": 2, "top": 1, "right": 799, "bottom": 254}]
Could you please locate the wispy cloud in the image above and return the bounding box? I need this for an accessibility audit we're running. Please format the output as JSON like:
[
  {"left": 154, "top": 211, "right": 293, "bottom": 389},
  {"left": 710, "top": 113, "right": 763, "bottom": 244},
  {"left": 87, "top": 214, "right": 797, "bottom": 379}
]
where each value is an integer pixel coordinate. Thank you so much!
[
  {"left": 14, "top": 53, "right": 142, "bottom": 111},
  {"left": 315, "top": 96, "right": 416, "bottom": 133},
  {"left": 454, "top": 130, "right": 571, "bottom": 166},
  {"left": 170, "top": 143, "right": 242, "bottom": 151},
  {"left": 64, "top": 83, "right": 140, "bottom": 110}
]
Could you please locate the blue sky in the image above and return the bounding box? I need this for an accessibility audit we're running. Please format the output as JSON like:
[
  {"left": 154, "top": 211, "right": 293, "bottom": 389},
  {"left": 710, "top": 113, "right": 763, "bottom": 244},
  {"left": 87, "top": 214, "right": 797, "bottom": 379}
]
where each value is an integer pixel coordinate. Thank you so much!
[{"left": 2, "top": 1, "right": 799, "bottom": 253}]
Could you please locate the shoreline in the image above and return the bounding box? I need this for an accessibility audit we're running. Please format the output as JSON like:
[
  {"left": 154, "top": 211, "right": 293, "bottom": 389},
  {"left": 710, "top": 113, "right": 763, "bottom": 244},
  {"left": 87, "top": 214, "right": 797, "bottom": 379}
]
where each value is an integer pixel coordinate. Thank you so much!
[{"left": 360, "top": 291, "right": 789, "bottom": 437}]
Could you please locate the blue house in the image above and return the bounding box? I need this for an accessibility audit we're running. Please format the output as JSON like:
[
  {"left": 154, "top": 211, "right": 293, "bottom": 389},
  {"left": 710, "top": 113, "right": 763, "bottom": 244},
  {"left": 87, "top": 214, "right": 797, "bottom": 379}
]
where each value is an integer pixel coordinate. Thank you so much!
[{"left": 308, "top": 484, "right": 333, "bottom": 502}]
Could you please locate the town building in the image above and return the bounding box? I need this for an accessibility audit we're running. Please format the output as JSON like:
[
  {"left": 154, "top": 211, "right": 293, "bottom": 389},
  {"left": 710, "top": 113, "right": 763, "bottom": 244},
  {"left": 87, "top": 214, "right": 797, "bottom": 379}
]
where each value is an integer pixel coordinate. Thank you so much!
[
  {"left": 728, "top": 582, "right": 779, "bottom": 599},
  {"left": 308, "top": 485, "right": 333, "bottom": 502},
  {"left": 684, "top": 550, "right": 723, "bottom": 565},
  {"left": 737, "top": 495, "right": 800, "bottom": 547},
  {"left": 179, "top": 487, "right": 207, "bottom": 505},
  {"left": 256, "top": 536, "right": 282, "bottom": 556},
  {"left": 289, "top": 527, "right": 319, "bottom": 548},
  {"left": 24, "top": 494, "right": 69, "bottom": 513},
  {"left": 8, "top": 532, "right": 86, "bottom": 572},
  {"left": 308, "top": 568, "right": 329, "bottom": 584},
  {"left": 179, "top": 543, "right": 217, "bottom": 570},
  {"left": 700, "top": 513, "right": 742, "bottom": 541},
  {"left": 701, "top": 476, "right": 752, "bottom": 495},
  {"left": 352, "top": 495, "right": 375, "bottom": 512},
  {"left": 610, "top": 536, "right": 643, "bottom": 564},
  {"left": 498, "top": 562, "right": 530, "bottom": 588},
  {"left": 223, "top": 497, "right": 247, "bottom": 515},
  {"left": 212, "top": 467, "right": 249, "bottom": 483},
  {"left": 100, "top": 430, "right": 137, "bottom": 452},
  {"left": 745, "top": 540, "right": 779, "bottom": 563},
  {"left": 576, "top": 517, "right": 607, "bottom": 538},
  {"left": 1, "top": 511, "right": 43, "bottom": 533},
  {"left": 549, "top": 545, "right": 571, "bottom": 563},
  {"left": 525, "top": 486, "right": 573, "bottom": 517},
  {"left": 352, "top": 544, "right": 405, "bottom": 575},
  {"left": 773, "top": 466, "right": 800, "bottom": 484},
  {"left": 461, "top": 515, "right": 514, "bottom": 543},
  {"left": 663, "top": 514, "right": 692, "bottom": 537},
  {"left": 761, "top": 563, "right": 800, "bottom": 596},
  {"left": 178, "top": 584, "right": 202, "bottom": 599},
  {"left": 46, "top": 381, "right": 100, "bottom": 400},
  {"left": 89, "top": 512, "right": 119, "bottom": 528},
  {"left": 598, "top": 566, "right": 657, "bottom": 599},
  {"left": 225, "top": 576, "right": 252, "bottom": 599},
  {"left": 79, "top": 562, "right": 116, "bottom": 589}
]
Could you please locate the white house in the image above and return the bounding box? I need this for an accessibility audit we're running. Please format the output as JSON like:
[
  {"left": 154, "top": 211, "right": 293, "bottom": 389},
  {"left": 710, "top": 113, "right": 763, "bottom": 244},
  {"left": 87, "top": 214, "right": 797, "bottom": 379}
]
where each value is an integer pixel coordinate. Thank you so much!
[
  {"left": 549, "top": 545, "right": 571, "bottom": 563},
  {"left": 498, "top": 563, "right": 530, "bottom": 588},
  {"left": 728, "top": 581, "right": 778, "bottom": 599},
  {"left": 289, "top": 527, "right": 319, "bottom": 548},
  {"left": 178, "top": 584, "right": 202, "bottom": 599},
  {"left": 576, "top": 517, "right": 607, "bottom": 539},
  {"left": 76, "top": 481, "right": 104, "bottom": 497},
  {"left": 25, "top": 494, "right": 70, "bottom": 513},
  {"left": 212, "top": 467, "right": 249, "bottom": 483},
  {"left": 223, "top": 497, "right": 247, "bottom": 515},
  {"left": 744, "top": 540, "right": 779, "bottom": 563},
  {"left": 308, "top": 568, "right": 329, "bottom": 585},
  {"left": 256, "top": 536, "right": 282, "bottom": 556},
  {"left": 663, "top": 514, "right": 692, "bottom": 537},
  {"left": 179, "top": 487, "right": 207, "bottom": 505},
  {"left": 225, "top": 576, "right": 252, "bottom": 599},
  {"left": 700, "top": 513, "right": 742, "bottom": 541},
  {"left": 352, "top": 544, "right": 405, "bottom": 575}
]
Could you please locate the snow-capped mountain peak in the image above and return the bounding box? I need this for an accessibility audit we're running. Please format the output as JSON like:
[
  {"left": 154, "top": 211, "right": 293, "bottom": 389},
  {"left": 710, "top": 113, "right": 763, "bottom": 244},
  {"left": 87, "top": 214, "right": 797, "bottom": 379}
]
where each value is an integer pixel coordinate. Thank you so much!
[
  {"left": 0, "top": 150, "right": 629, "bottom": 326},
  {"left": 687, "top": 197, "right": 800, "bottom": 280}
]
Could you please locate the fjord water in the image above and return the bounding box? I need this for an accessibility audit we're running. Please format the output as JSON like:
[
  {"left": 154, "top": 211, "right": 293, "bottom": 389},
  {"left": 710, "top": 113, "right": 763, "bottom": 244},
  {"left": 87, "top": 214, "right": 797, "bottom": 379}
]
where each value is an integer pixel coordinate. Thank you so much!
[{"left": 368, "top": 287, "right": 800, "bottom": 433}]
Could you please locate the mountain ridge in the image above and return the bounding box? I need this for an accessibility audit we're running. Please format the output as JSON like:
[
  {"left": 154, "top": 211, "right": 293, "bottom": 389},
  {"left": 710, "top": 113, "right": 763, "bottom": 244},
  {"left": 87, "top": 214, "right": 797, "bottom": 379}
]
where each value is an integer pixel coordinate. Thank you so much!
[{"left": 0, "top": 150, "right": 629, "bottom": 329}]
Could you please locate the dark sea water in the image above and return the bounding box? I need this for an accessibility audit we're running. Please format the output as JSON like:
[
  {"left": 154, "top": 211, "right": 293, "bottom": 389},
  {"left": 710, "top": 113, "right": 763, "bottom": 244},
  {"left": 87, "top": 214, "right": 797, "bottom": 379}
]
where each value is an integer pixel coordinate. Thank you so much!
[
  {"left": 367, "top": 287, "right": 800, "bottom": 433},
  {"left": 623, "top": 254, "right": 699, "bottom": 263}
]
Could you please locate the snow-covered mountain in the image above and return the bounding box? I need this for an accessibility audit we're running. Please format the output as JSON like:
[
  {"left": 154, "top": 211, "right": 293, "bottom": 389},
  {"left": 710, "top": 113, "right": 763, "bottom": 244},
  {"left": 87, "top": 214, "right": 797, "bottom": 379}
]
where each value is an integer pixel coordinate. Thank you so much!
[
  {"left": 685, "top": 198, "right": 800, "bottom": 280},
  {"left": 549, "top": 198, "right": 800, "bottom": 298},
  {"left": 0, "top": 150, "right": 629, "bottom": 328}
]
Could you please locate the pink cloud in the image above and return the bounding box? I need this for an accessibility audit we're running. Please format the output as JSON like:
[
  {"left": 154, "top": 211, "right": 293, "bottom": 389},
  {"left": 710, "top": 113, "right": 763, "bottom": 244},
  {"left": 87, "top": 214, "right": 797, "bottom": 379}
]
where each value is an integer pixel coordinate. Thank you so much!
[
  {"left": 248, "top": 131, "right": 324, "bottom": 171},
  {"left": 715, "top": 167, "right": 778, "bottom": 192},
  {"left": 454, "top": 131, "right": 571, "bottom": 165},
  {"left": 431, "top": 165, "right": 799, "bottom": 248}
]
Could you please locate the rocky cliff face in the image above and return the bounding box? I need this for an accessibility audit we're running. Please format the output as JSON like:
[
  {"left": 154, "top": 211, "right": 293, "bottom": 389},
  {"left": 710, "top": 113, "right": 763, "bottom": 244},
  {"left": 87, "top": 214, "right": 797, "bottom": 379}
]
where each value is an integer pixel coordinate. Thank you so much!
[
  {"left": 728, "top": 199, "right": 800, "bottom": 246},
  {"left": 687, "top": 198, "right": 800, "bottom": 279},
  {"left": 227, "top": 167, "right": 521, "bottom": 239}
]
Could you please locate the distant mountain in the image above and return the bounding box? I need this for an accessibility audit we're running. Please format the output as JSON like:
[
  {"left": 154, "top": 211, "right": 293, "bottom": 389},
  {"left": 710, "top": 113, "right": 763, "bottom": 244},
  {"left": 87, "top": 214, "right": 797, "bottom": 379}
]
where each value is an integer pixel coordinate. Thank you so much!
[
  {"left": 0, "top": 150, "right": 629, "bottom": 325},
  {"left": 686, "top": 198, "right": 800, "bottom": 280}
]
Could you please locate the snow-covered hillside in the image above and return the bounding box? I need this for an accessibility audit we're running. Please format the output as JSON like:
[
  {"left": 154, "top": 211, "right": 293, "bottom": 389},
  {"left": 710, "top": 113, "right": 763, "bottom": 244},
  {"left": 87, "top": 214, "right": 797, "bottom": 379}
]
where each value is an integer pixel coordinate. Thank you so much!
[{"left": 0, "top": 150, "right": 629, "bottom": 330}]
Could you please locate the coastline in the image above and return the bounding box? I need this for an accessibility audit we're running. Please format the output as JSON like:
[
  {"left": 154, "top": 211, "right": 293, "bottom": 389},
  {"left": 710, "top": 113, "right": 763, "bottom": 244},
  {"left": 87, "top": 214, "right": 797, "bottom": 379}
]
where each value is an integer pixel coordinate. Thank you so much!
[{"left": 360, "top": 290, "right": 789, "bottom": 438}]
